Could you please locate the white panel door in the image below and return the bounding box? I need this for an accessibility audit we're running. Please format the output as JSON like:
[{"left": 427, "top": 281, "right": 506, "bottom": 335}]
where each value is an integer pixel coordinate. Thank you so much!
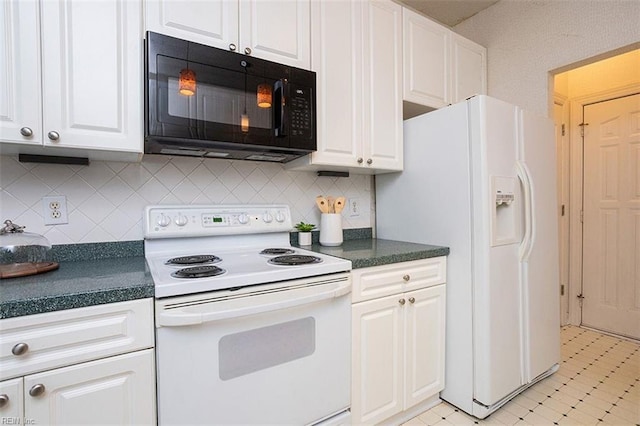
[
  {"left": 582, "top": 93, "right": 640, "bottom": 339},
  {"left": 351, "top": 295, "right": 403, "bottom": 424},
  {"left": 405, "top": 285, "right": 446, "bottom": 409},
  {"left": 0, "top": 378, "right": 23, "bottom": 420},
  {"left": 25, "top": 350, "right": 155, "bottom": 425},
  {"left": 0, "top": 0, "right": 42, "bottom": 145},
  {"left": 40, "top": 0, "right": 142, "bottom": 152},
  {"left": 240, "top": 0, "right": 310, "bottom": 69},
  {"left": 450, "top": 33, "right": 486, "bottom": 104},
  {"left": 402, "top": 8, "right": 448, "bottom": 108},
  {"left": 145, "top": 0, "right": 238, "bottom": 50},
  {"left": 519, "top": 108, "right": 561, "bottom": 380},
  {"left": 362, "top": 0, "right": 403, "bottom": 171},
  {"left": 307, "top": 0, "right": 362, "bottom": 167}
]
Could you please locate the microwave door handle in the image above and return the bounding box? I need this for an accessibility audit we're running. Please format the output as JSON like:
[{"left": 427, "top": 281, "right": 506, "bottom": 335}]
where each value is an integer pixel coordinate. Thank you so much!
[{"left": 274, "top": 79, "right": 287, "bottom": 137}]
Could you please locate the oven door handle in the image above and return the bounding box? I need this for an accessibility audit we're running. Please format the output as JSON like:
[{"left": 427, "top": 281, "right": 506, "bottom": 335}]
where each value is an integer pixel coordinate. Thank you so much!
[{"left": 157, "top": 280, "right": 351, "bottom": 327}]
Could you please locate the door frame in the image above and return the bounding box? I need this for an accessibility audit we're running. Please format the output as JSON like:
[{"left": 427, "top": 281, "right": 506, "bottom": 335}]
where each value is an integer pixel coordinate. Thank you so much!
[{"left": 567, "top": 83, "right": 640, "bottom": 326}]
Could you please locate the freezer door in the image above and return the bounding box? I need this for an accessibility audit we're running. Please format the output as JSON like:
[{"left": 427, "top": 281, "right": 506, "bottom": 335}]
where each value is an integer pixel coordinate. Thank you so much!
[
  {"left": 518, "top": 108, "right": 561, "bottom": 381},
  {"left": 469, "top": 95, "right": 525, "bottom": 406}
]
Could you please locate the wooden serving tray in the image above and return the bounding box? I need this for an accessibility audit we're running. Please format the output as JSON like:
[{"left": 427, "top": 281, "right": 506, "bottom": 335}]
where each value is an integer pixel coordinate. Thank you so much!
[{"left": 0, "top": 262, "right": 59, "bottom": 279}]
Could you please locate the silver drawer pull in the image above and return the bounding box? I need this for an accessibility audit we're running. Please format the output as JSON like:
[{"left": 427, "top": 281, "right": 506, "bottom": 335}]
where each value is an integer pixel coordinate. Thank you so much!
[
  {"left": 403, "top": 274, "right": 410, "bottom": 282},
  {"left": 398, "top": 298, "right": 406, "bottom": 305},
  {"left": 408, "top": 297, "right": 416, "bottom": 304},
  {"left": 12, "top": 342, "right": 29, "bottom": 356},
  {"left": 0, "top": 394, "right": 9, "bottom": 408},
  {"left": 20, "top": 127, "right": 33, "bottom": 137},
  {"left": 29, "top": 384, "right": 45, "bottom": 397}
]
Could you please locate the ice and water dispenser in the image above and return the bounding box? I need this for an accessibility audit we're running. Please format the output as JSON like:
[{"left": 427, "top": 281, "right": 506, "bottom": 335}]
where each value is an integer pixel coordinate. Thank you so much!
[{"left": 491, "top": 176, "right": 520, "bottom": 246}]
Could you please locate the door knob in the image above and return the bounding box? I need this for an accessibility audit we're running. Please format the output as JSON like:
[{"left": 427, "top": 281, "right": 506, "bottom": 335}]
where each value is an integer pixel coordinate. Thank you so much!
[
  {"left": 29, "top": 384, "right": 45, "bottom": 397},
  {"left": 367, "top": 158, "right": 373, "bottom": 165},
  {"left": 0, "top": 394, "right": 9, "bottom": 408},
  {"left": 229, "top": 43, "right": 237, "bottom": 51},
  {"left": 403, "top": 274, "right": 410, "bottom": 282},
  {"left": 47, "top": 131, "right": 60, "bottom": 141},
  {"left": 408, "top": 297, "right": 416, "bottom": 304},
  {"left": 357, "top": 157, "right": 363, "bottom": 164},
  {"left": 244, "top": 47, "right": 252, "bottom": 55},
  {"left": 12, "top": 342, "right": 29, "bottom": 356},
  {"left": 20, "top": 127, "right": 33, "bottom": 137},
  {"left": 399, "top": 298, "right": 406, "bottom": 305}
]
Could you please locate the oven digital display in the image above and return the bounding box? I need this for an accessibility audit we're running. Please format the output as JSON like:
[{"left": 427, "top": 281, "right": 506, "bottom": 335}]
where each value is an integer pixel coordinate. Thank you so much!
[{"left": 202, "top": 214, "right": 228, "bottom": 226}]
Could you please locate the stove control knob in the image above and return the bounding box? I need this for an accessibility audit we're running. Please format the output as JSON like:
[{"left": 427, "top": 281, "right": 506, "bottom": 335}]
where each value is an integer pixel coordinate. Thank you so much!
[
  {"left": 275, "top": 211, "right": 286, "bottom": 223},
  {"left": 238, "top": 213, "right": 250, "bottom": 225},
  {"left": 175, "top": 214, "right": 188, "bottom": 227},
  {"left": 262, "top": 212, "right": 273, "bottom": 223},
  {"left": 157, "top": 213, "right": 171, "bottom": 227}
]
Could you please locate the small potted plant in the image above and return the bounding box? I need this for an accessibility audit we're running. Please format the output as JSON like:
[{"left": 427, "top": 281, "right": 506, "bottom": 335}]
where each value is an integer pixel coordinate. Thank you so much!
[{"left": 294, "top": 221, "right": 316, "bottom": 246}]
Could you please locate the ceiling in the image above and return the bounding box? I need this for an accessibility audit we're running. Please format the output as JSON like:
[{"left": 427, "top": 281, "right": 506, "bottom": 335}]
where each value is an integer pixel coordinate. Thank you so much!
[{"left": 397, "top": 0, "right": 500, "bottom": 27}]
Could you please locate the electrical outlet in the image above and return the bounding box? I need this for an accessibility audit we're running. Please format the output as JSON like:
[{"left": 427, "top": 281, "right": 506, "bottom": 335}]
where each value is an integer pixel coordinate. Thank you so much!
[
  {"left": 42, "top": 195, "right": 68, "bottom": 225},
  {"left": 349, "top": 198, "right": 361, "bottom": 217}
]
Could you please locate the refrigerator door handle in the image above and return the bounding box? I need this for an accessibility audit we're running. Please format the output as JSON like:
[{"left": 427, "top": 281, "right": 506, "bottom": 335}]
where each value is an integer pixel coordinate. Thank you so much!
[{"left": 516, "top": 161, "right": 535, "bottom": 262}]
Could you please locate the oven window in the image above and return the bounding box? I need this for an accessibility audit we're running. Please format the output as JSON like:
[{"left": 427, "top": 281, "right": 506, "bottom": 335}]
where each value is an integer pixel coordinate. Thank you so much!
[{"left": 218, "top": 317, "right": 316, "bottom": 380}]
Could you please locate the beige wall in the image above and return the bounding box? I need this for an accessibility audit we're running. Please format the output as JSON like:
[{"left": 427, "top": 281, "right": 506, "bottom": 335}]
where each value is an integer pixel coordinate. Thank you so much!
[{"left": 453, "top": 0, "right": 640, "bottom": 116}]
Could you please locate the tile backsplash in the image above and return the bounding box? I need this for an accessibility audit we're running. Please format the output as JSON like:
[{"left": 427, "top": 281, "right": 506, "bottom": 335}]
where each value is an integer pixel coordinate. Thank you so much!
[{"left": 0, "top": 155, "right": 373, "bottom": 245}]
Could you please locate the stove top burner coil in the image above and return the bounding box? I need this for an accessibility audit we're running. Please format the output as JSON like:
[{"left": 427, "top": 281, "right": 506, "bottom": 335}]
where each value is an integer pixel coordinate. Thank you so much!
[
  {"left": 171, "top": 265, "right": 226, "bottom": 279},
  {"left": 260, "top": 248, "right": 296, "bottom": 255},
  {"left": 268, "top": 254, "right": 323, "bottom": 266},
  {"left": 166, "top": 254, "right": 222, "bottom": 265}
]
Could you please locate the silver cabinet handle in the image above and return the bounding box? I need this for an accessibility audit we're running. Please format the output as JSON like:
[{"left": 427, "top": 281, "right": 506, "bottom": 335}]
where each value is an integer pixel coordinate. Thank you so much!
[
  {"left": 29, "top": 384, "right": 45, "bottom": 397},
  {"left": 47, "top": 131, "right": 60, "bottom": 141},
  {"left": 399, "top": 298, "right": 406, "bottom": 305},
  {"left": 0, "top": 394, "right": 9, "bottom": 408},
  {"left": 403, "top": 274, "right": 410, "bottom": 282},
  {"left": 12, "top": 342, "right": 29, "bottom": 356},
  {"left": 367, "top": 158, "right": 373, "bottom": 165},
  {"left": 20, "top": 127, "right": 33, "bottom": 137},
  {"left": 357, "top": 157, "right": 363, "bottom": 164},
  {"left": 229, "top": 43, "right": 237, "bottom": 51},
  {"left": 244, "top": 47, "right": 252, "bottom": 55},
  {"left": 408, "top": 297, "right": 416, "bottom": 304}
]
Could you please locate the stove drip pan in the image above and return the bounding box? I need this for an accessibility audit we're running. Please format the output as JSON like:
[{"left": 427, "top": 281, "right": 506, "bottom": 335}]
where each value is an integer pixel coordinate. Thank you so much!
[
  {"left": 172, "top": 265, "right": 226, "bottom": 279},
  {"left": 268, "top": 255, "right": 323, "bottom": 266},
  {"left": 166, "top": 254, "right": 222, "bottom": 265},
  {"left": 260, "top": 248, "right": 296, "bottom": 256}
]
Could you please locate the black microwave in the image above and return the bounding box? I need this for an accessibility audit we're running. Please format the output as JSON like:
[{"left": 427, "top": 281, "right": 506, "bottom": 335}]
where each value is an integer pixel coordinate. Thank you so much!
[{"left": 144, "top": 32, "right": 316, "bottom": 163}]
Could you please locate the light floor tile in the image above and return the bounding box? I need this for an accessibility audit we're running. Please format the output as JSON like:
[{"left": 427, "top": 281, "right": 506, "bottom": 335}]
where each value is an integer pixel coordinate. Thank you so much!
[{"left": 403, "top": 326, "right": 638, "bottom": 426}]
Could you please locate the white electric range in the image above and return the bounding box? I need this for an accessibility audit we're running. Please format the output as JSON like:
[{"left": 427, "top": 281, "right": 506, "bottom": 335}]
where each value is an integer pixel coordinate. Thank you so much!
[{"left": 144, "top": 204, "right": 352, "bottom": 425}]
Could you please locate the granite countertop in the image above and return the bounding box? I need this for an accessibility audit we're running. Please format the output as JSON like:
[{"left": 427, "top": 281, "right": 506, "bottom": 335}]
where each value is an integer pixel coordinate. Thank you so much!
[
  {"left": 297, "top": 238, "right": 449, "bottom": 269},
  {"left": 0, "top": 242, "right": 153, "bottom": 320},
  {"left": 1, "top": 233, "right": 448, "bottom": 319}
]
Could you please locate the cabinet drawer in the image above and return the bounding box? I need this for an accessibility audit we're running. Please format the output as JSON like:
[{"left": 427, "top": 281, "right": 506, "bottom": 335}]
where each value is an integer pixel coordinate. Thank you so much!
[
  {"left": 0, "top": 299, "right": 153, "bottom": 381},
  {"left": 352, "top": 257, "right": 446, "bottom": 303}
]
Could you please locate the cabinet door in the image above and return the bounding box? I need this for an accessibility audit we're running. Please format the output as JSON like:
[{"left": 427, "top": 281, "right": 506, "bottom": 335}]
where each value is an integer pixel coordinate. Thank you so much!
[
  {"left": 362, "top": 0, "right": 403, "bottom": 171},
  {"left": 352, "top": 295, "right": 403, "bottom": 424},
  {"left": 0, "top": 0, "right": 42, "bottom": 145},
  {"left": 240, "top": 0, "right": 310, "bottom": 69},
  {"left": 40, "top": 0, "right": 142, "bottom": 152},
  {"left": 145, "top": 0, "right": 239, "bottom": 50},
  {"left": 0, "top": 378, "right": 23, "bottom": 420},
  {"left": 306, "top": 0, "right": 362, "bottom": 168},
  {"left": 402, "top": 8, "right": 449, "bottom": 109},
  {"left": 451, "top": 33, "right": 487, "bottom": 104},
  {"left": 25, "top": 349, "right": 155, "bottom": 425},
  {"left": 405, "top": 285, "right": 446, "bottom": 408}
]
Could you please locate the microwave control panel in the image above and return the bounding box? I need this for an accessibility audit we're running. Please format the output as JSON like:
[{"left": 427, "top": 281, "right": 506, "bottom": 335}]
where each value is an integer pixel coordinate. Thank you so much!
[{"left": 289, "top": 84, "right": 312, "bottom": 139}]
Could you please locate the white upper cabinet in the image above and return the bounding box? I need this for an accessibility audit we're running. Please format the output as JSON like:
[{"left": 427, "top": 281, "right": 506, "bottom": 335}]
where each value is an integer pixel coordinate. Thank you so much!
[
  {"left": 403, "top": 7, "right": 449, "bottom": 109},
  {"left": 146, "top": 0, "right": 311, "bottom": 70},
  {"left": 286, "top": 0, "right": 403, "bottom": 174},
  {"left": 402, "top": 7, "right": 486, "bottom": 116},
  {"left": 451, "top": 32, "right": 487, "bottom": 104},
  {"left": 0, "top": 0, "right": 143, "bottom": 160}
]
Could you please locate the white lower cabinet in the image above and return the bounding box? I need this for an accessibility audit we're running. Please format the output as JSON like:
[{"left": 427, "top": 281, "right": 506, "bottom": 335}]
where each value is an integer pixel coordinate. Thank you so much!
[
  {"left": 351, "top": 258, "right": 446, "bottom": 424},
  {"left": 0, "top": 299, "right": 155, "bottom": 425}
]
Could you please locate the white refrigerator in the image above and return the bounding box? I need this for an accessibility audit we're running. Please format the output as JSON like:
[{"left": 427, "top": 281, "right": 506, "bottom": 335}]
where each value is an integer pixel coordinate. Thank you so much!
[{"left": 376, "top": 95, "right": 560, "bottom": 419}]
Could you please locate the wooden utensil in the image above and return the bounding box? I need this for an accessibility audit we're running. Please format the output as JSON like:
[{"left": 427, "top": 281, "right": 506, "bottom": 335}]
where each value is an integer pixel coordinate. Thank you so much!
[
  {"left": 327, "top": 196, "right": 335, "bottom": 213},
  {"left": 334, "top": 196, "right": 346, "bottom": 213},
  {"left": 316, "top": 195, "right": 329, "bottom": 213}
]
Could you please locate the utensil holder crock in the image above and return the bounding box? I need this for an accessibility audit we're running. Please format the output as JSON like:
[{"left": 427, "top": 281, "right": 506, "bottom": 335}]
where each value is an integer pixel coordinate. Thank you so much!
[{"left": 319, "top": 214, "right": 343, "bottom": 246}]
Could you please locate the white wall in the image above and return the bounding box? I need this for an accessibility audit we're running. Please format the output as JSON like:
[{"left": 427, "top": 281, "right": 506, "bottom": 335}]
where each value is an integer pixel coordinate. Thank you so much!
[
  {"left": 453, "top": 0, "right": 640, "bottom": 116},
  {"left": 0, "top": 155, "right": 373, "bottom": 245}
]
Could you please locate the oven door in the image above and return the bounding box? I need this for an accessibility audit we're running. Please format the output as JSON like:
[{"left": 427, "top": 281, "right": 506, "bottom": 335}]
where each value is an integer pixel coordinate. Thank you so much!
[{"left": 155, "top": 274, "right": 351, "bottom": 425}]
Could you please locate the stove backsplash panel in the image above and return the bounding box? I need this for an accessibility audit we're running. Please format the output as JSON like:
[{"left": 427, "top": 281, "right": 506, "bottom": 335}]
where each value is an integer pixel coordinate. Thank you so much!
[{"left": 0, "top": 155, "right": 373, "bottom": 245}]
